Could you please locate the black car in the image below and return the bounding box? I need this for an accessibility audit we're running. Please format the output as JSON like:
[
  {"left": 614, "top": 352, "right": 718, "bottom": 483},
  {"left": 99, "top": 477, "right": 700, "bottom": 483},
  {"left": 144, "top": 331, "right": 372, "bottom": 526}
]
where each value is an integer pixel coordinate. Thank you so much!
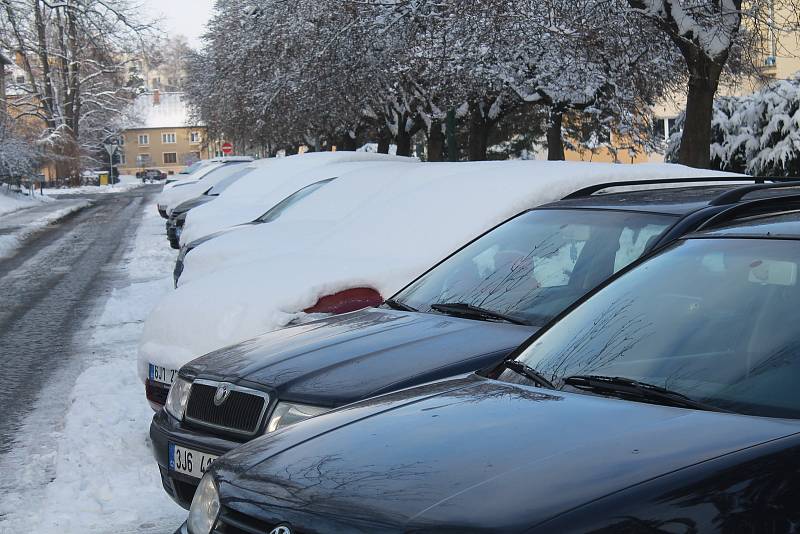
[
  {"left": 151, "top": 178, "right": 800, "bottom": 509},
  {"left": 177, "top": 201, "right": 800, "bottom": 534}
]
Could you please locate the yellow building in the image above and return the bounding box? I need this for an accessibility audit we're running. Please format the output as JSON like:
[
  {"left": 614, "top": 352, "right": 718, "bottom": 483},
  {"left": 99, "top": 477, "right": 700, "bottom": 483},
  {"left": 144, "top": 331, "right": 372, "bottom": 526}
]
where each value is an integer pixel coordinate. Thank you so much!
[{"left": 119, "top": 91, "right": 210, "bottom": 175}]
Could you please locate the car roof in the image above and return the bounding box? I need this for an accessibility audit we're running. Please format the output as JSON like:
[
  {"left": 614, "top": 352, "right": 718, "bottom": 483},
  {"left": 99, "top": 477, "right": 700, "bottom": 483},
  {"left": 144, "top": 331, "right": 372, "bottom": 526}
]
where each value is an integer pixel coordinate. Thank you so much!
[
  {"left": 542, "top": 182, "right": 800, "bottom": 216},
  {"left": 693, "top": 208, "right": 800, "bottom": 239}
]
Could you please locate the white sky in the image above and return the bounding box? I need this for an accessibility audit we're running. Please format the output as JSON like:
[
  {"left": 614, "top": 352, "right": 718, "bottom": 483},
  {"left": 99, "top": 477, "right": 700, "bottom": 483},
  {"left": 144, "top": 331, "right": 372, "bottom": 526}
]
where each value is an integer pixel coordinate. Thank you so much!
[{"left": 142, "top": 0, "right": 216, "bottom": 48}]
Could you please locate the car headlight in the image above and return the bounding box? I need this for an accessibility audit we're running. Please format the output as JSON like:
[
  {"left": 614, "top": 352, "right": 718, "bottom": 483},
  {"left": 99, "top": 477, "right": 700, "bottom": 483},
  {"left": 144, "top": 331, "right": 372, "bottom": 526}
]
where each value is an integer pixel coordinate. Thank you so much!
[
  {"left": 266, "top": 402, "right": 328, "bottom": 433},
  {"left": 187, "top": 472, "right": 220, "bottom": 534},
  {"left": 165, "top": 377, "right": 192, "bottom": 421}
]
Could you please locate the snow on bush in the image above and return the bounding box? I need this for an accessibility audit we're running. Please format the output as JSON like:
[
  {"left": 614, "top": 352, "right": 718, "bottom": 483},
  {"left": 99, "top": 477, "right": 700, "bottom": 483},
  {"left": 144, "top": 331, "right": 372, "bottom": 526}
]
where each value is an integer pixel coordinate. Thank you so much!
[
  {"left": 139, "top": 160, "right": 741, "bottom": 381},
  {"left": 667, "top": 76, "right": 800, "bottom": 176}
]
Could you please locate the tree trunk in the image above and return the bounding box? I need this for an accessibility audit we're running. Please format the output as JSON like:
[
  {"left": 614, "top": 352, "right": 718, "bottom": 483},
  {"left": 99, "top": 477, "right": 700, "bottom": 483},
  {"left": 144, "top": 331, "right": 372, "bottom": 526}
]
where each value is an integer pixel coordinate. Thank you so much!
[
  {"left": 395, "top": 128, "right": 412, "bottom": 157},
  {"left": 377, "top": 128, "right": 391, "bottom": 154},
  {"left": 427, "top": 120, "right": 444, "bottom": 161},
  {"left": 678, "top": 58, "right": 722, "bottom": 169},
  {"left": 547, "top": 110, "right": 565, "bottom": 161},
  {"left": 339, "top": 132, "right": 357, "bottom": 151},
  {"left": 467, "top": 104, "right": 492, "bottom": 161}
]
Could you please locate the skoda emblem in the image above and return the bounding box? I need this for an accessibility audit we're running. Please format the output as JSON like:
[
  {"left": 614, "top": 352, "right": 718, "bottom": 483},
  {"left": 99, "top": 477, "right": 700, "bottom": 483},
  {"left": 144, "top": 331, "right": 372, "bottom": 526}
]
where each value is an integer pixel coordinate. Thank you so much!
[
  {"left": 269, "top": 526, "right": 292, "bottom": 534},
  {"left": 213, "top": 383, "right": 231, "bottom": 406}
]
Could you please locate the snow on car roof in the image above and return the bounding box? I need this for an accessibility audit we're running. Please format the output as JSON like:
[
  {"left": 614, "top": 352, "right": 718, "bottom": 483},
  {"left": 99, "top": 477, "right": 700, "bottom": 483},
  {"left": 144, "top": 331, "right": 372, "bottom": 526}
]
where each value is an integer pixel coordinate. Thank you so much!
[{"left": 139, "top": 158, "right": 742, "bottom": 381}]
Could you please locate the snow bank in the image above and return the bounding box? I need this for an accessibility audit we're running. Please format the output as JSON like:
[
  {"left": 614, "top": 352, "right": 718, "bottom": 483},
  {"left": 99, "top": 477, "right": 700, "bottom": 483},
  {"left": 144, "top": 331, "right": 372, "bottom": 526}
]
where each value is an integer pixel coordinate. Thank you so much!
[
  {"left": 42, "top": 178, "right": 145, "bottom": 196},
  {"left": 0, "top": 204, "right": 183, "bottom": 532},
  {"left": 139, "top": 160, "right": 741, "bottom": 381},
  {"left": 0, "top": 187, "right": 52, "bottom": 216},
  {"left": 180, "top": 151, "right": 417, "bottom": 245}
]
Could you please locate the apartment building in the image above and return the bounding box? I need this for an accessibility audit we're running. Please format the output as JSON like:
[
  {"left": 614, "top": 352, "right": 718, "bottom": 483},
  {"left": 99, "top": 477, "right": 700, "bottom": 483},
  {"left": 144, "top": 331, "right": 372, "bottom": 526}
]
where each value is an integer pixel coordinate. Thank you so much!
[{"left": 119, "top": 90, "right": 210, "bottom": 175}]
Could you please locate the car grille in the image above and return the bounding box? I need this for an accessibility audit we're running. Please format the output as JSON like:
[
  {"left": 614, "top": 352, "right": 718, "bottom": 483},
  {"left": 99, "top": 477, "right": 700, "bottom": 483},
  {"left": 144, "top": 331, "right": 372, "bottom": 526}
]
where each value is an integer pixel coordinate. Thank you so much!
[
  {"left": 214, "top": 506, "right": 295, "bottom": 534},
  {"left": 185, "top": 380, "right": 269, "bottom": 436}
]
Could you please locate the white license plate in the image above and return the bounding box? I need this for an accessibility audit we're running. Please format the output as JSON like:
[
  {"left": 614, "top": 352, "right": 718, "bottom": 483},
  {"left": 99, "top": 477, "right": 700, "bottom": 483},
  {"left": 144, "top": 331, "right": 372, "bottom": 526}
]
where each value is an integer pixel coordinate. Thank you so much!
[
  {"left": 149, "top": 363, "right": 177, "bottom": 386},
  {"left": 169, "top": 443, "right": 218, "bottom": 479}
]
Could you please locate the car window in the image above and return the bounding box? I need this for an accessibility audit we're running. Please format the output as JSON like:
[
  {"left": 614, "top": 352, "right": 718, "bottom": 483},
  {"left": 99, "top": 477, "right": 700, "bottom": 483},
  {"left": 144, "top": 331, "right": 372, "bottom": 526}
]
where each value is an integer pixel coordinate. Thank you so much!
[
  {"left": 511, "top": 238, "right": 800, "bottom": 418},
  {"left": 180, "top": 161, "right": 204, "bottom": 175},
  {"left": 254, "top": 178, "right": 336, "bottom": 224},
  {"left": 394, "top": 209, "right": 676, "bottom": 327},
  {"left": 205, "top": 166, "right": 257, "bottom": 195}
]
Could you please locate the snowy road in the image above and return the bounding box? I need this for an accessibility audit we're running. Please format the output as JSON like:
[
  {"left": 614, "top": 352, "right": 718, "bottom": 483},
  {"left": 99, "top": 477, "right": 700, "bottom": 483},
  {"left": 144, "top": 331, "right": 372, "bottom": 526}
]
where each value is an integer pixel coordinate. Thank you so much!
[{"left": 0, "top": 185, "right": 185, "bottom": 532}]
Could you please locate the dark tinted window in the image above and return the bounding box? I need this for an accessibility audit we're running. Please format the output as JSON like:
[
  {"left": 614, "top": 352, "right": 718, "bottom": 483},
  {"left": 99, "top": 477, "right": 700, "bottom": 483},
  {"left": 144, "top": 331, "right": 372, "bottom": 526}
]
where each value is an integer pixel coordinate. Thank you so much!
[
  {"left": 395, "top": 209, "right": 675, "bottom": 326},
  {"left": 512, "top": 238, "right": 800, "bottom": 418}
]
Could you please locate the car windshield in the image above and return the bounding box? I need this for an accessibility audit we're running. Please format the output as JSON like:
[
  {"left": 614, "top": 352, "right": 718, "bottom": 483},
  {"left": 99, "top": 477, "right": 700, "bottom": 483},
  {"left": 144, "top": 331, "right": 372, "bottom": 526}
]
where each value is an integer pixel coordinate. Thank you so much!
[
  {"left": 206, "top": 166, "right": 257, "bottom": 195},
  {"left": 393, "top": 209, "right": 675, "bottom": 326},
  {"left": 254, "top": 177, "right": 336, "bottom": 224},
  {"left": 180, "top": 161, "right": 204, "bottom": 175},
  {"left": 508, "top": 237, "right": 800, "bottom": 418}
]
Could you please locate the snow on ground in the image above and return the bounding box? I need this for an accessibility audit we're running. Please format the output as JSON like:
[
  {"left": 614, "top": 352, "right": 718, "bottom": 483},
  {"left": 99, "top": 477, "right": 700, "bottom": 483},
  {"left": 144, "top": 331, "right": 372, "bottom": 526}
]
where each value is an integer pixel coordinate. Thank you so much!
[
  {"left": 0, "top": 199, "right": 91, "bottom": 259},
  {"left": 0, "top": 206, "right": 184, "bottom": 533},
  {"left": 0, "top": 186, "right": 53, "bottom": 216},
  {"left": 42, "top": 175, "right": 145, "bottom": 196},
  {"left": 140, "top": 160, "right": 743, "bottom": 380}
]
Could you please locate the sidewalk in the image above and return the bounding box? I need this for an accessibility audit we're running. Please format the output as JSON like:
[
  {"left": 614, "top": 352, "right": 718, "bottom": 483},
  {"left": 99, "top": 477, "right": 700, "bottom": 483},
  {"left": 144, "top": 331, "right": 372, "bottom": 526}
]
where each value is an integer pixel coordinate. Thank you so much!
[{"left": 0, "top": 198, "right": 91, "bottom": 259}]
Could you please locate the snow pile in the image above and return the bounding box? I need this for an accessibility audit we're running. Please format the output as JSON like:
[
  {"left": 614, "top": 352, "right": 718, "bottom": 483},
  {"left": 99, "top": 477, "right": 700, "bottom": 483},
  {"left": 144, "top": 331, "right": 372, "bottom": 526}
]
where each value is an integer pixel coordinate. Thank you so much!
[
  {"left": 0, "top": 204, "right": 183, "bottom": 532},
  {"left": 0, "top": 187, "right": 52, "bottom": 216},
  {"left": 180, "top": 151, "right": 417, "bottom": 245},
  {"left": 42, "top": 176, "right": 145, "bottom": 196},
  {"left": 139, "top": 160, "right": 741, "bottom": 380}
]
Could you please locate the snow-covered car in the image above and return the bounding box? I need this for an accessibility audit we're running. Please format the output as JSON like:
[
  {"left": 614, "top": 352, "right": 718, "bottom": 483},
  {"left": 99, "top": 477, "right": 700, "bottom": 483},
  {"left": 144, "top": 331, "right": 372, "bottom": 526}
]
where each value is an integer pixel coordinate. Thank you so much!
[
  {"left": 173, "top": 158, "right": 419, "bottom": 284},
  {"left": 156, "top": 158, "right": 253, "bottom": 219},
  {"left": 178, "top": 151, "right": 415, "bottom": 247},
  {"left": 156, "top": 157, "right": 253, "bottom": 218},
  {"left": 163, "top": 163, "right": 266, "bottom": 248},
  {"left": 138, "top": 160, "right": 739, "bottom": 408}
]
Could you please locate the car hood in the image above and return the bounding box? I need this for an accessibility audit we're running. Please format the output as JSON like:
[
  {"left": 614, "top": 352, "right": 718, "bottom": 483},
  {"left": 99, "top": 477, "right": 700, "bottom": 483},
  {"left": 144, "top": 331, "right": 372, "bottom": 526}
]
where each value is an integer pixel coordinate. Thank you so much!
[
  {"left": 215, "top": 375, "right": 800, "bottom": 532},
  {"left": 183, "top": 307, "right": 534, "bottom": 406}
]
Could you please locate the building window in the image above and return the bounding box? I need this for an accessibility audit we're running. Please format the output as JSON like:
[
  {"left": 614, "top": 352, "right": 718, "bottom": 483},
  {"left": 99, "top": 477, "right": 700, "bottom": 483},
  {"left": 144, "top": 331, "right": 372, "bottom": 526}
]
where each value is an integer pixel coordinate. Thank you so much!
[
  {"left": 190, "top": 131, "right": 201, "bottom": 144},
  {"left": 152, "top": 77, "right": 161, "bottom": 88},
  {"left": 119, "top": 152, "right": 126, "bottom": 165},
  {"left": 15, "top": 75, "right": 25, "bottom": 84},
  {"left": 138, "top": 134, "right": 149, "bottom": 145},
  {"left": 118, "top": 135, "right": 125, "bottom": 146},
  {"left": 137, "top": 153, "right": 151, "bottom": 166},
  {"left": 163, "top": 152, "right": 177, "bottom": 164},
  {"left": 162, "top": 133, "right": 176, "bottom": 144}
]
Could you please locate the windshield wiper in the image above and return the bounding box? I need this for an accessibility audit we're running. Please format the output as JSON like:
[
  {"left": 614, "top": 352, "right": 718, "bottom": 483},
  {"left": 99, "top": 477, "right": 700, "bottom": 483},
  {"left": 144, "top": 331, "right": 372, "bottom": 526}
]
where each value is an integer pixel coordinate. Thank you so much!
[
  {"left": 430, "top": 302, "right": 528, "bottom": 325},
  {"left": 500, "top": 360, "right": 555, "bottom": 389},
  {"left": 384, "top": 298, "right": 417, "bottom": 312},
  {"left": 563, "top": 375, "right": 731, "bottom": 413}
]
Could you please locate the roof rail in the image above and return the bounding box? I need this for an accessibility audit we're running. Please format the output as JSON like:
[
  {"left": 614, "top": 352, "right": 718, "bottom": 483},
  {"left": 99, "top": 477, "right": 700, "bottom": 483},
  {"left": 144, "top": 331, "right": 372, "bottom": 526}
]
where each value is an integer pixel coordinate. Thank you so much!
[
  {"left": 696, "top": 193, "right": 800, "bottom": 231},
  {"left": 708, "top": 180, "right": 800, "bottom": 206},
  {"left": 561, "top": 176, "right": 768, "bottom": 200}
]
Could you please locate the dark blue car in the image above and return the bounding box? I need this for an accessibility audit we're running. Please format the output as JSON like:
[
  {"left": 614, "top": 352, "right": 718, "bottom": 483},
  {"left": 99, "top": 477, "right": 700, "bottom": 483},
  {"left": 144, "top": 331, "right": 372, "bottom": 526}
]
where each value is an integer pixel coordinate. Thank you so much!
[
  {"left": 178, "top": 201, "right": 800, "bottom": 534},
  {"left": 153, "top": 178, "right": 800, "bottom": 509}
]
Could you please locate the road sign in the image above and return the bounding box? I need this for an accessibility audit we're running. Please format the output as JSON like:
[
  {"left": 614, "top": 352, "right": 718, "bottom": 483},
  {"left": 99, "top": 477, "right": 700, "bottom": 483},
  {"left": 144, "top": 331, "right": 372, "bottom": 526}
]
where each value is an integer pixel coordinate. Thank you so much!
[
  {"left": 221, "top": 142, "right": 233, "bottom": 155},
  {"left": 103, "top": 143, "right": 118, "bottom": 157}
]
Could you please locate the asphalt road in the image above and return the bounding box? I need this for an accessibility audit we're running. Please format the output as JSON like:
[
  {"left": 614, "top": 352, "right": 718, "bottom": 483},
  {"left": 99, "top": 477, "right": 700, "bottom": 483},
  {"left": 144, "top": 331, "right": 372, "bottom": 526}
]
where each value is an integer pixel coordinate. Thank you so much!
[{"left": 0, "top": 185, "right": 161, "bottom": 452}]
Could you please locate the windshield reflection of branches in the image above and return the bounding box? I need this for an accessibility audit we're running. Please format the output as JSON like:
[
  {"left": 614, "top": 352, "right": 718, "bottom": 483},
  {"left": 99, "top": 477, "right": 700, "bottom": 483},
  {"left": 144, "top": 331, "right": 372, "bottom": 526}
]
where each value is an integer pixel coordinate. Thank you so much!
[
  {"left": 437, "top": 229, "right": 567, "bottom": 316},
  {"left": 528, "top": 294, "right": 655, "bottom": 382}
]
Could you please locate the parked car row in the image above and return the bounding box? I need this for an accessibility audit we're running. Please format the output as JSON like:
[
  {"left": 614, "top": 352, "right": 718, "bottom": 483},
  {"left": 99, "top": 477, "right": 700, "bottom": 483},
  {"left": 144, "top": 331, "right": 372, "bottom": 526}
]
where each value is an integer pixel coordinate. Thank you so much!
[{"left": 143, "top": 154, "right": 800, "bottom": 533}]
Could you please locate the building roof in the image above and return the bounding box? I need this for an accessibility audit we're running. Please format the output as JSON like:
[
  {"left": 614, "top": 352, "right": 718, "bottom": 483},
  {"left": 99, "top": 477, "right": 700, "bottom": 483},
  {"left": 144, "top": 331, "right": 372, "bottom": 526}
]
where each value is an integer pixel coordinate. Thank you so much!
[{"left": 127, "top": 91, "right": 198, "bottom": 130}]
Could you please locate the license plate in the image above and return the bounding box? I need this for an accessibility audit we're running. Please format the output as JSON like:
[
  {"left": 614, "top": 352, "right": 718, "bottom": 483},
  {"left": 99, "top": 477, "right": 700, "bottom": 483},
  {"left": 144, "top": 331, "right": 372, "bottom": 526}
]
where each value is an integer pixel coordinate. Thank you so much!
[
  {"left": 149, "top": 363, "right": 177, "bottom": 386},
  {"left": 169, "top": 443, "right": 218, "bottom": 479}
]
